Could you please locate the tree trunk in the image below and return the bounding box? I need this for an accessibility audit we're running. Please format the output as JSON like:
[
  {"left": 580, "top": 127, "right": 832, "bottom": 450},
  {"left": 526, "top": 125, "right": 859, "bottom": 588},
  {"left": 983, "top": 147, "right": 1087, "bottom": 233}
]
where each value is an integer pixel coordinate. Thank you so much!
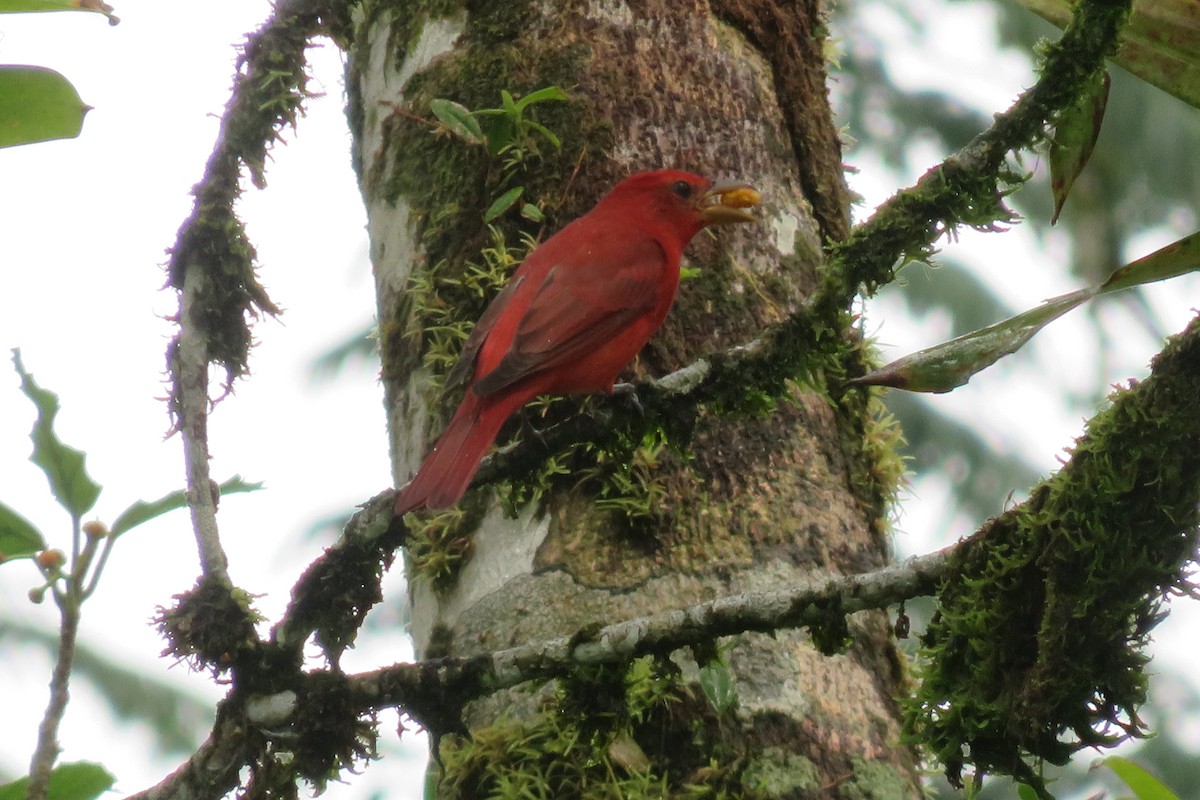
[{"left": 348, "top": 0, "right": 919, "bottom": 795}]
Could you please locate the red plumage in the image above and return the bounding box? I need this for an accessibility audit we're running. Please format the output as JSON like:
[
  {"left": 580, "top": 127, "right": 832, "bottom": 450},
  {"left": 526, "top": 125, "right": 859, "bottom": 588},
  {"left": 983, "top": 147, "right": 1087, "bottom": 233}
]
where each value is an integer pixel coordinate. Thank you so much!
[{"left": 394, "top": 169, "right": 758, "bottom": 515}]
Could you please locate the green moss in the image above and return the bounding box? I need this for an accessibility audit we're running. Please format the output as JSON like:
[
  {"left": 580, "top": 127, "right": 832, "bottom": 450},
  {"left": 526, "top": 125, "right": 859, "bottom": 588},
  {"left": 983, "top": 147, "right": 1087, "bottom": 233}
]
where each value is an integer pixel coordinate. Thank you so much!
[
  {"left": 837, "top": 758, "right": 914, "bottom": 800},
  {"left": 903, "top": 318, "right": 1200, "bottom": 789},
  {"left": 405, "top": 497, "right": 488, "bottom": 589},
  {"left": 822, "top": 165, "right": 1021, "bottom": 316},
  {"left": 739, "top": 749, "right": 820, "bottom": 795},
  {"left": 436, "top": 656, "right": 763, "bottom": 799},
  {"left": 838, "top": 356, "right": 909, "bottom": 541},
  {"left": 403, "top": 226, "right": 534, "bottom": 412},
  {"left": 154, "top": 576, "right": 263, "bottom": 676}
]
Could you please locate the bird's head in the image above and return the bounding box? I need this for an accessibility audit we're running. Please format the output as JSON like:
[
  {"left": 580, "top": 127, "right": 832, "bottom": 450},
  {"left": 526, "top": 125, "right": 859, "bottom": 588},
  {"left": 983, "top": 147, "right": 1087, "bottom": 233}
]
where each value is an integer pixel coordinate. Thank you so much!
[{"left": 603, "top": 169, "right": 760, "bottom": 245}]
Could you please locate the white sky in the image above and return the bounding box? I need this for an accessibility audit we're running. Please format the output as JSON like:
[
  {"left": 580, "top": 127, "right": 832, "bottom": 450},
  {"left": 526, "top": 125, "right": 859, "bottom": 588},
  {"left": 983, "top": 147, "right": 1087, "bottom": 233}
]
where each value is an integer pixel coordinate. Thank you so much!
[{"left": 0, "top": 0, "right": 1197, "bottom": 797}]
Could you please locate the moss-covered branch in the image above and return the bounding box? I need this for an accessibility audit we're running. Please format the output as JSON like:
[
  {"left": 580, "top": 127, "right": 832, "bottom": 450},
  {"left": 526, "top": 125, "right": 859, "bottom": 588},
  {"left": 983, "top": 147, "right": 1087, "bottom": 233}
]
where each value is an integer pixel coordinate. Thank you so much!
[
  {"left": 166, "top": 0, "right": 342, "bottom": 386},
  {"left": 162, "top": 0, "right": 342, "bottom": 634},
  {"left": 132, "top": 543, "right": 953, "bottom": 800},
  {"left": 905, "top": 312, "right": 1200, "bottom": 791},
  {"left": 820, "top": 0, "right": 1132, "bottom": 312},
  {"left": 351, "top": 543, "right": 951, "bottom": 718}
]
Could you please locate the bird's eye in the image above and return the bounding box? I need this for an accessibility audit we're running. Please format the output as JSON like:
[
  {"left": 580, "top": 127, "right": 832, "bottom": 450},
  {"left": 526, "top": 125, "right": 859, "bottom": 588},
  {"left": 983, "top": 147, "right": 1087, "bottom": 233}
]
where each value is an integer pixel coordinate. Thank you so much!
[{"left": 672, "top": 180, "right": 693, "bottom": 199}]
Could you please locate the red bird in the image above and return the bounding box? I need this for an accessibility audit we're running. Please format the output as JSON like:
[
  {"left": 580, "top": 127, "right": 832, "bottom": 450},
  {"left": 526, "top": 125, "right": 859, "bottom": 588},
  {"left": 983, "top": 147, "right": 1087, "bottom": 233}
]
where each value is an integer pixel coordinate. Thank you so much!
[{"left": 394, "top": 169, "right": 760, "bottom": 515}]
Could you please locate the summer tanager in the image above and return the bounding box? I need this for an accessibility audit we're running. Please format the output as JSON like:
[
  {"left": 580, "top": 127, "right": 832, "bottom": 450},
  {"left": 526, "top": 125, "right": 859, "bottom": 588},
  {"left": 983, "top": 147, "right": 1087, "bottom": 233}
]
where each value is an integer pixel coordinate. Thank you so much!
[{"left": 394, "top": 169, "right": 760, "bottom": 514}]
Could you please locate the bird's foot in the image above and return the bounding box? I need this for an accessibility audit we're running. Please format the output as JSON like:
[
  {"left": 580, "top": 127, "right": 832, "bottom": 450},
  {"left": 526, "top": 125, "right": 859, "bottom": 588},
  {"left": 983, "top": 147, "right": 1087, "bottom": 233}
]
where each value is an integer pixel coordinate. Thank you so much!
[
  {"left": 610, "top": 382, "right": 644, "bottom": 416},
  {"left": 517, "top": 411, "right": 549, "bottom": 449}
]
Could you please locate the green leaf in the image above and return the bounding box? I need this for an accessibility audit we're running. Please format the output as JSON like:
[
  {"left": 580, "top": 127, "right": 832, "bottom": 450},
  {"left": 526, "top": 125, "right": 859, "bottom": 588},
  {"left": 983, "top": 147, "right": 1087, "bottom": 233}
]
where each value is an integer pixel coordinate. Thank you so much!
[
  {"left": 500, "top": 88, "right": 517, "bottom": 118},
  {"left": 475, "top": 115, "right": 515, "bottom": 156},
  {"left": 0, "top": 66, "right": 91, "bottom": 149},
  {"left": 1098, "top": 230, "right": 1200, "bottom": 295},
  {"left": 522, "top": 119, "right": 562, "bottom": 149},
  {"left": 1020, "top": 0, "right": 1200, "bottom": 111},
  {"left": 12, "top": 350, "right": 101, "bottom": 517},
  {"left": 860, "top": 231, "right": 1200, "bottom": 393},
  {"left": 512, "top": 85, "right": 567, "bottom": 112},
  {"left": 429, "top": 98, "right": 484, "bottom": 144},
  {"left": 1049, "top": 70, "right": 1109, "bottom": 224},
  {"left": 1096, "top": 756, "right": 1180, "bottom": 800},
  {"left": 1016, "top": 784, "right": 1042, "bottom": 800},
  {"left": 0, "top": 0, "right": 118, "bottom": 23},
  {"left": 109, "top": 475, "right": 262, "bottom": 538},
  {"left": 852, "top": 289, "right": 1093, "bottom": 393},
  {"left": 0, "top": 499, "right": 46, "bottom": 560},
  {"left": 483, "top": 186, "right": 524, "bottom": 222},
  {"left": 0, "top": 761, "right": 115, "bottom": 800},
  {"left": 519, "top": 202, "right": 544, "bottom": 223},
  {"left": 698, "top": 659, "right": 738, "bottom": 714}
]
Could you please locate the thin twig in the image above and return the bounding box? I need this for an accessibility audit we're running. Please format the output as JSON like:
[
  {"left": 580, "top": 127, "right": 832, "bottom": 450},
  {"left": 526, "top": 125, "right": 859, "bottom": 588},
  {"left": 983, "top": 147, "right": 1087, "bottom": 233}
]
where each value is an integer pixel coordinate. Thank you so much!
[
  {"left": 24, "top": 579, "right": 82, "bottom": 800},
  {"left": 174, "top": 268, "right": 229, "bottom": 583}
]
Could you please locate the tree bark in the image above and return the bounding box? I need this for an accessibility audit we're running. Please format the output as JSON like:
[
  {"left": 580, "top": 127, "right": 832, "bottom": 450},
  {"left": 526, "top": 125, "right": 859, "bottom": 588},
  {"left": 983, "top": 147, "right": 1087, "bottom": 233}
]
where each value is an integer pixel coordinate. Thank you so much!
[{"left": 349, "top": 0, "right": 918, "bottom": 794}]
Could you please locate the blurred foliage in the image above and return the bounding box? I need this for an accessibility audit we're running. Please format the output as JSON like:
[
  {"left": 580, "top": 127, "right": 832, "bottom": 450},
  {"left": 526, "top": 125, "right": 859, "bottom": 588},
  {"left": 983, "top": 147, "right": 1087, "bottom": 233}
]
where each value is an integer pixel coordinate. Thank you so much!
[
  {"left": 0, "top": 619, "right": 212, "bottom": 756},
  {"left": 884, "top": 391, "right": 1040, "bottom": 522},
  {"left": 834, "top": 0, "right": 1200, "bottom": 526},
  {"left": 834, "top": 0, "right": 1200, "bottom": 795}
]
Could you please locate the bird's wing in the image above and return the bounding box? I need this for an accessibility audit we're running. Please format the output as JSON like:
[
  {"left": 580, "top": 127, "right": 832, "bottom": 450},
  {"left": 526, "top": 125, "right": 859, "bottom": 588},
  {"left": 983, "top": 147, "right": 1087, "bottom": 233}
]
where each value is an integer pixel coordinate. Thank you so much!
[
  {"left": 443, "top": 275, "right": 525, "bottom": 393},
  {"left": 472, "top": 238, "right": 667, "bottom": 398}
]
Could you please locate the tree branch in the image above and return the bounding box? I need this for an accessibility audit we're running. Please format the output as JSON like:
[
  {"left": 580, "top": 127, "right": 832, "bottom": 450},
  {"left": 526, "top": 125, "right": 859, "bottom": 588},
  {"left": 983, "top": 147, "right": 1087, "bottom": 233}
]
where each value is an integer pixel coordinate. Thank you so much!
[
  {"left": 24, "top": 582, "right": 81, "bottom": 800},
  {"left": 130, "top": 542, "right": 955, "bottom": 800},
  {"left": 821, "top": 0, "right": 1132, "bottom": 308},
  {"left": 164, "top": 0, "right": 340, "bottom": 582},
  {"left": 125, "top": 707, "right": 252, "bottom": 800},
  {"left": 908, "top": 311, "right": 1200, "bottom": 786},
  {"left": 351, "top": 544, "right": 952, "bottom": 715}
]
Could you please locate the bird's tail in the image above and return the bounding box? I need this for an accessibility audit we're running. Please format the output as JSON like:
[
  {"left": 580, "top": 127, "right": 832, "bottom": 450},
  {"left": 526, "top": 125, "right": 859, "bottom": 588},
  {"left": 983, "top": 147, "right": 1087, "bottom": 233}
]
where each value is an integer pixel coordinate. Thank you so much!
[{"left": 394, "top": 390, "right": 529, "bottom": 515}]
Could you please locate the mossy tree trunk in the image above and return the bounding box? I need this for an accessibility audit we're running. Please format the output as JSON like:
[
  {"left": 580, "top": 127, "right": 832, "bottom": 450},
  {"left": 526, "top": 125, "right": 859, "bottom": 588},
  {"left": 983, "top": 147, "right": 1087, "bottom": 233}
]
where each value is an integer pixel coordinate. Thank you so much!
[{"left": 348, "top": 0, "right": 917, "bottom": 795}]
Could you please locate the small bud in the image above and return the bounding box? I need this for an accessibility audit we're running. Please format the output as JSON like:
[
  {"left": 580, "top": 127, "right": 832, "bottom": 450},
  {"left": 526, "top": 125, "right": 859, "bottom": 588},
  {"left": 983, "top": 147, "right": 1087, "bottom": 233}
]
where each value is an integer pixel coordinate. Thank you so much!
[
  {"left": 28, "top": 586, "right": 47, "bottom": 604},
  {"left": 36, "top": 549, "right": 66, "bottom": 571},
  {"left": 83, "top": 520, "right": 109, "bottom": 539}
]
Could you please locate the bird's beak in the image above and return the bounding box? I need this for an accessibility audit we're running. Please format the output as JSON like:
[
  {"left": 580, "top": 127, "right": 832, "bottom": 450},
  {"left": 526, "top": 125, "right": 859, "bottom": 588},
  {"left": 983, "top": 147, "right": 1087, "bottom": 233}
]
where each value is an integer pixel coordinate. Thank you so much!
[{"left": 698, "top": 180, "right": 760, "bottom": 225}]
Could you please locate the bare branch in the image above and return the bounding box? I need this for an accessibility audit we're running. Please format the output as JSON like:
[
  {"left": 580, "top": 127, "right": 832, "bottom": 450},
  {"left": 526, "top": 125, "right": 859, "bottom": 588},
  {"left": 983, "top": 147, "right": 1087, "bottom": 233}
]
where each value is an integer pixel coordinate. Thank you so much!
[
  {"left": 125, "top": 709, "right": 251, "bottom": 800},
  {"left": 351, "top": 545, "right": 953, "bottom": 716}
]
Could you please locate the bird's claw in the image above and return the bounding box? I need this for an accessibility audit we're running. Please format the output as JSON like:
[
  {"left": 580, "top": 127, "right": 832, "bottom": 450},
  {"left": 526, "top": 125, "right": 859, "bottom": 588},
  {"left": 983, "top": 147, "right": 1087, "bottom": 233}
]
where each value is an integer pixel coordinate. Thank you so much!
[
  {"left": 517, "top": 412, "right": 549, "bottom": 449},
  {"left": 610, "top": 382, "right": 644, "bottom": 416}
]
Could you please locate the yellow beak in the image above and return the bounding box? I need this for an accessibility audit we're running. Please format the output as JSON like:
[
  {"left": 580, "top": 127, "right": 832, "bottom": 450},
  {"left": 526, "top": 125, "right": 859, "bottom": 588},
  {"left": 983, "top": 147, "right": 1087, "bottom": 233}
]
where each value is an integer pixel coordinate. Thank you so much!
[{"left": 698, "top": 181, "right": 761, "bottom": 225}]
